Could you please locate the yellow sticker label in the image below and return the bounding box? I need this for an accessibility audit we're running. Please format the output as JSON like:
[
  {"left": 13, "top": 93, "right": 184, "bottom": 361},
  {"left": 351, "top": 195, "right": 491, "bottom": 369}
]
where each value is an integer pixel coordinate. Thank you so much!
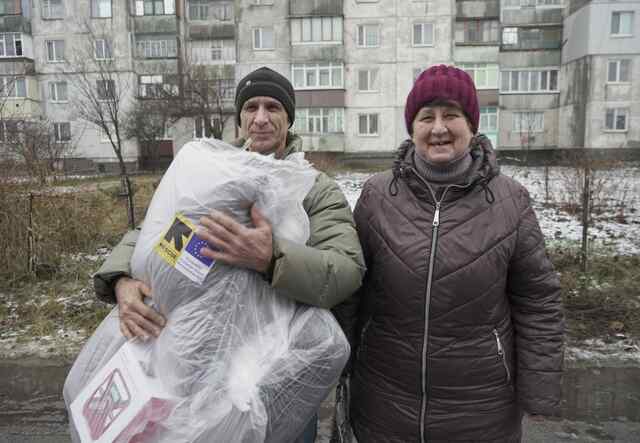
[{"left": 154, "top": 213, "right": 195, "bottom": 267}]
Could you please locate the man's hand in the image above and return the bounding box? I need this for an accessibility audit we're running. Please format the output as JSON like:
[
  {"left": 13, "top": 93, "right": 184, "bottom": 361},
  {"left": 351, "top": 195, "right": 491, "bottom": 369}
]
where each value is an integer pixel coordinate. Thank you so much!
[
  {"left": 198, "top": 204, "right": 273, "bottom": 273},
  {"left": 115, "top": 277, "right": 165, "bottom": 340}
]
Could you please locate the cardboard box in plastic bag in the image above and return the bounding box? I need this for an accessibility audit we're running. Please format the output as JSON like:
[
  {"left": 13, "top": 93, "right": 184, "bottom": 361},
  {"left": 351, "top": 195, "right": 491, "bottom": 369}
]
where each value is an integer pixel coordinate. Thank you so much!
[{"left": 70, "top": 342, "right": 175, "bottom": 443}]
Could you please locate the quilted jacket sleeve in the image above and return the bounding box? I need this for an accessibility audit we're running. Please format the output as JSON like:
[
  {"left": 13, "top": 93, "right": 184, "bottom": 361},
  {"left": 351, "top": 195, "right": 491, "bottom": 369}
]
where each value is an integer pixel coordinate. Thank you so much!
[
  {"left": 93, "top": 227, "right": 140, "bottom": 304},
  {"left": 271, "top": 172, "right": 365, "bottom": 309},
  {"left": 507, "top": 186, "right": 564, "bottom": 416}
]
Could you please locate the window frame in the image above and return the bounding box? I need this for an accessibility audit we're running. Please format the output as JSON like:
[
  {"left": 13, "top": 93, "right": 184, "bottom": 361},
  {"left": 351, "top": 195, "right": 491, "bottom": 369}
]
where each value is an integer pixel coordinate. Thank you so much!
[
  {"left": 412, "top": 22, "right": 434, "bottom": 47},
  {"left": 459, "top": 63, "right": 499, "bottom": 90},
  {"left": 611, "top": 11, "right": 634, "bottom": 37},
  {"left": 357, "top": 23, "right": 380, "bottom": 48},
  {"left": 253, "top": 27, "right": 274, "bottom": 50},
  {"left": 94, "top": 38, "right": 113, "bottom": 60},
  {"left": 604, "top": 108, "right": 628, "bottom": 132},
  {"left": 46, "top": 39, "right": 65, "bottom": 63},
  {"left": 291, "top": 63, "right": 343, "bottom": 90},
  {"left": 607, "top": 59, "right": 631, "bottom": 83},
  {"left": 96, "top": 79, "right": 116, "bottom": 101},
  {"left": 49, "top": 80, "right": 68, "bottom": 102},
  {"left": 54, "top": 122, "right": 71, "bottom": 143},
  {"left": 357, "top": 112, "right": 379, "bottom": 136},
  {"left": 41, "top": 0, "right": 65, "bottom": 19},
  {"left": 194, "top": 115, "right": 223, "bottom": 139},
  {"left": 500, "top": 68, "right": 559, "bottom": 94},
  {"left": 134, "top": 0, "right": 175, "bottom": 16},
  {"left": 0, "top": 76, "right": 26, "bottom": 98},
  {"left": 512, "top": 111, "right": 544, "bottom": 133},
  {"left": 135, "top": 38, "right": 177, "bottom": 58},
  {"left": 91, "top": 0, "right": 112, "bottom": 18},
  {"left": 357, "top": 68, "right": 379, "bottom": 92},
  {"left": 293, "top": 107, "right": 344, "bottom": 135},
  {"left": 290, "top": 17, "right": 343, "bottom": 45},
  {"left": 0, "top": 33, "right": 23, "bottom": 58},
  {"left": 479, "top": 106, "right": 498, "bottom": 133}
]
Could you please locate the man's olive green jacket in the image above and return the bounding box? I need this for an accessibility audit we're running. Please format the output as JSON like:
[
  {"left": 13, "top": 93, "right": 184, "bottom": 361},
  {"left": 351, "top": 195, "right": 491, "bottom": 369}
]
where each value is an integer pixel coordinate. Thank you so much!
[{"left": 93, "top": 133, "right": 365, "bottom": 309}]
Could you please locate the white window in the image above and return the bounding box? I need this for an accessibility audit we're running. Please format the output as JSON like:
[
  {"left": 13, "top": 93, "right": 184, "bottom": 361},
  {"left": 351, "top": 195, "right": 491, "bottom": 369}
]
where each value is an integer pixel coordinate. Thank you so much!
[
  {"left": 502, "top": 27, "right": 518, "bottom": 45},
  {"left": 54, "top": 122, "right": 71, "bottom": 142},
  {"left": 605, "top": 108, "right": 628, "bottom": 131},
  {"left": 42, "top": 0, "right": 64, "bottom": 19},
  {"left": 139, "top": 75, "right": 163, "bottom": 97},
  {"left": 136, "top": 38, "right": 177, "bottom": 58},
  {"left": 413, "top": 23, "right": 434, "bottom": 46},
  {"left": 291, "top": 17, "right": 342, "bottom": 44},
  {"left": 46, "top": 39, "right": 65, "bottom": 62},
  {"left": 294, "top": 108, "right": 344, "bottom": 134},
  {"left": 0, "top": 76, "right": 26, "bottom": 97},
  {"left": 210, "top": 40, "right": 223, "bottom": 60},
  {"left": 479, "top": 107, "right": 498, "bottom": 132},
  {"left": 358, "top": 68, "right": 378, "bottom": 92},
  {"left": 611, "top": 11, "right": 634, "bottom": 36},
  {"left": 501, "top": 69, "right": 559, "bottom": 93},
  {"left": 358, "top": 113, "right": 379, "bottom": 136},
  {"left": 97, "top": 79, "right": 116, "bottom": 100},
  {"left": 188, "top": 0, "right": 208, "bottom": 20},
  {"left": 91, "top": 0, "right": 111, "bottom": 17},
  {"left": 253, "top": 27, "right": 274, "bottom": 50},
  {"left": 0, "top": 33, "right": 23, "bottom": 57},
  {"left": 357, "top": 24, "right": 380, "bottom": 47},
  {"left": 134, "top": 0, "right": 175, "bottom": 16},
  {"left": 49, "top": 81, "right": 68, "bottom": 102},
  {"left": 512, "top": 112, "right": 544, "bottom": 133},
  {"left": 607, "top": 59, "right": 631, "bottom": 83},
  {"left": 459, "top": 63, "right": 498, "bottom": 89},
  {"left": 94, "top": 39, "right": 112, "bottom": 60},
  {"left": 291, "top": 63, "right": 343, "bottom": 89},
  {"left": 253, "top": 0, "right": 273, "bottom": 4}
]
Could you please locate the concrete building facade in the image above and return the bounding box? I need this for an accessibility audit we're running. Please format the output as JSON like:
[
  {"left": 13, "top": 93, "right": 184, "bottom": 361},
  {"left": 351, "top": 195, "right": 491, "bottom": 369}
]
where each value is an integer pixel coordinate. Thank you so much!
[{"left": 0, "top": 0, "right": 638, "bottom": 172}]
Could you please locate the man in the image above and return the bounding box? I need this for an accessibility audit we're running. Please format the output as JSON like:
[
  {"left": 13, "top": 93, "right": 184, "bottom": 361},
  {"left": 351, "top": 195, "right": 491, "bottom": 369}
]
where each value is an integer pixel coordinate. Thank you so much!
[{"left": 93, "top": 67, "right": 365, "bottom": 442}]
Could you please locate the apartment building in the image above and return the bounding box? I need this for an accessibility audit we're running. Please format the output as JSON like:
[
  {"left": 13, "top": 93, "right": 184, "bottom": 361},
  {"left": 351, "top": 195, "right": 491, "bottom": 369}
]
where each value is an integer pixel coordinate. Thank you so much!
[{"left": 0, "top": 0, "right": 638, "bottom": 171}]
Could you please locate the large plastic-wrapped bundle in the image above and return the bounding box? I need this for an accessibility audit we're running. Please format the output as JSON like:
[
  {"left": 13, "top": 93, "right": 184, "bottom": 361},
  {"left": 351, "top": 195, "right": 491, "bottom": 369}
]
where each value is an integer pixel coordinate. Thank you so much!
[{"left": 64, "top": 139, "right": 350, "bottom": 442}]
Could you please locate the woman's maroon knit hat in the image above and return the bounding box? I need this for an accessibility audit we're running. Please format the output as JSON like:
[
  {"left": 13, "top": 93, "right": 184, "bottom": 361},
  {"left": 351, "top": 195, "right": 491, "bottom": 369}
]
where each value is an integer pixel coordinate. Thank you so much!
[{"left": 405, "top": 65, "right": 479, "bottom": 135}]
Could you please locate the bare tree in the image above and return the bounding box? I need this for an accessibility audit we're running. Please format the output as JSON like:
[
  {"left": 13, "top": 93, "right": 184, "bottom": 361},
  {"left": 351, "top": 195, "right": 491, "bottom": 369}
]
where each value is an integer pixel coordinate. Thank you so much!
[{"left": 62, "top": 22, "right": 136, "bottom": 228}]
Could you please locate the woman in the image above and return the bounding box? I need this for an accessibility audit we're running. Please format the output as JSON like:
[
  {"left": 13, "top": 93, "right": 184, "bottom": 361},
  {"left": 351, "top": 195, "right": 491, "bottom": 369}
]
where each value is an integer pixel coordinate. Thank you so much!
[{"left": 334, "top": 65, "right": 564, "bottom": 442}]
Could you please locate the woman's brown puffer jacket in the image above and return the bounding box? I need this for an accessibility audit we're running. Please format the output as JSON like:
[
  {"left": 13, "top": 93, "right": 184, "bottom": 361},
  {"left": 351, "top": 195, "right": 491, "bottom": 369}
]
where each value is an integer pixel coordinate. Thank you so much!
[{"left": 336, "top": 136, "right": 564, "bottom": 443}]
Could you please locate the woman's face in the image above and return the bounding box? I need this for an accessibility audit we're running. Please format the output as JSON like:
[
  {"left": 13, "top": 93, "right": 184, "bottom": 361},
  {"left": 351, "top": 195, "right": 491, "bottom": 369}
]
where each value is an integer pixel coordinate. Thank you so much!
[{"left": 411, "top": 101, "right": 474, "bottom": 164}]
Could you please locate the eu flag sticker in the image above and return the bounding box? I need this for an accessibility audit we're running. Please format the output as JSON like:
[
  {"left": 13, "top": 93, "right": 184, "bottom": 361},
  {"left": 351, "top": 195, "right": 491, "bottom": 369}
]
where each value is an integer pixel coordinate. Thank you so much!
[{"left": 175, "top": 232, "right": 216, "bottom": 284}]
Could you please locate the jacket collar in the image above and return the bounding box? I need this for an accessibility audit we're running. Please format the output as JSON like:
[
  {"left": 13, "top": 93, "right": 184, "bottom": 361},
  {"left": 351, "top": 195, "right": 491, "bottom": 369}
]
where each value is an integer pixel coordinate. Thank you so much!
[
  {"left": 389, "top": 134, "right": 500, "bottom": 204},
  {"left": 231, "top": 131, "right": 302, "bottom": 159}
]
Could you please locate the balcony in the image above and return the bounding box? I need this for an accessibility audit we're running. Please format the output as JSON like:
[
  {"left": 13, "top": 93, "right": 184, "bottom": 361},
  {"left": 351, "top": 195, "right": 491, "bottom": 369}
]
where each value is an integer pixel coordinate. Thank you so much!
[
  {"left": 132, "top": 15, "right": 177, "bottom": 34},
  {"left": 456, "top": 0, "right": 499, "bottom": 19},
  {"left": 0, "top": 14, "right": 30, "bottom": 34},
  {"left": 290, "top": 0, "right": 342, "bottom": 17},
  {"left": 501, "top": 26, "right": 562, "bottom": 51},
  {"left": 501, "top": 8, "right": 563, "bottom": 26},
  {"left": 188, "top": 23, "right": 234, "bottom": 40}
]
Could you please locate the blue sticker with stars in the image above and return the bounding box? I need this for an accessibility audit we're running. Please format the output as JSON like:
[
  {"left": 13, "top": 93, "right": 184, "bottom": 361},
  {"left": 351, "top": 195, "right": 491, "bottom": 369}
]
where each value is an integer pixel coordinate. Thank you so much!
[{"left": 184, "top": 235, "right": 214, "bottom": 267}]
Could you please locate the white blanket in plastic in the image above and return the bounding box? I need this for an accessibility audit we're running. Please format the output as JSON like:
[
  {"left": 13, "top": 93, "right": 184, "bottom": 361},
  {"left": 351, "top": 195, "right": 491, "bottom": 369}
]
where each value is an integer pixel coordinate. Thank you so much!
[{"left": 64, "top": 139, "right": 350, "bottom": 442}]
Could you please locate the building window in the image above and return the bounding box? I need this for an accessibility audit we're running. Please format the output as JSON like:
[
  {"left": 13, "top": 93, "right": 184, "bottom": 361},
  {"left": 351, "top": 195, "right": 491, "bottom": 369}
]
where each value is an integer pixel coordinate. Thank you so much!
[
  {"left": 605, "top": 108, "right": 628, "bottom": 131},
  {"left": 0, "top": 33, "right": 22, "bottom": 57},
  {"left": 91, "top": 0, "right": 111, "bottom": 17},
  {"left": 253, "top": 0, "right": 273, "bottom": 4},
  {"left": 358, "top": 68, "right": 378, "bottom": 92},
  {"left": 611, "top": 11, "right": 634, "bottom": 36},
  {"left": 0, "top": 76, "right": 26, "bottom": 97},
  {"left": 0, "top": 121, "right": 21, "bottom": 143},
  {"left": 194, "top": 116, "right": 223, "bottom": 138},
  {"left": 292, "top": 63, "right": 343, "bottom": 89},
  {"left": 294, "top": 108, "right": 344, "bottom": 134},
  {"left": 54, "top": 122, "right": 71, "bottom": 142},
  {"left": 503, "top": 0, "right": 562, "bottom": 7},
  {"left": 501, "top": 69, "right": 559, "bottom": 93},
  {"left": 412, "top": 23, "right": 434, "bottom": 46},
  {"left": 512, "top": 112, "right": 544, "bottom": 133},
  {"left": 459, "top": 63, "right": 498, "bottom": 89},
  {"left": 0, "top": 0, "right": 21, "bottom": 14},
  {"left": 357, "top": 24, "right": 380, "bottom": 47},
  {"left": 46, "top": 39, "right": 65, "bottom": 62},
  {"left": 49, "top": 81, "right": 68, "bottom": 102},
  {"left": 97, "top": 79, "right": 116, "bottom": 100},
  {"left": 94, "top": 39, "right": 112, "bottom": 60},
  {"left": 607, "top": 59, "right": 631, "bottom": 83},
  {"left": 358, "top": 113, "right": 378, "bottom": 136},
  {"left": 253, "top": 27, "right": 274, "bottom": 50},
  {"left": 210, "top": 40, "right": 223, "bottom": 60},
  {"left": 502, "top": 27, "right": 518, "bottom": 45},
  {"left": 479, "top": 107, "right": 498, "bottom": 132},
  {"left": 42, "top": 0, "right": 64, "bottom": 19},
  {"left": 291, "top": 17, "right": 343, "bottom": 45},
  {"left": 188, "top": 1, "right": 231, "bottom": 21},
  {"left": 139, "top": 75, "right": 163, "bottom": 98},
  {"left": 134, "top": 0, "right": 175, "bottom": 16},
  {"left": 136, "top": 38, "right": 177, "bottom": 58},
  {"left": 190, "top": 39, "right": 235, "bottom": 63},
  {"left": 455, "top": 20, "right": 499, "bottom": 44}
]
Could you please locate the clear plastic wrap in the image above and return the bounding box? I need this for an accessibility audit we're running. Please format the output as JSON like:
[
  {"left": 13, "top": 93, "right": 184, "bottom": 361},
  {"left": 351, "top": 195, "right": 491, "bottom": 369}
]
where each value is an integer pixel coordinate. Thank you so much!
[{"left": 64, "top": 139, "right": 350, "bottom": 442}]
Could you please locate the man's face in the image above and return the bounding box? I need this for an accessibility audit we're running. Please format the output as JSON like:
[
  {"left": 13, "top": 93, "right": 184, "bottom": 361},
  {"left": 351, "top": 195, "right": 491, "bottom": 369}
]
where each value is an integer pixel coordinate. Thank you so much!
[
  {"left": 239, "top": 96, "right": 289, "bottom": 156},
  {"left": 411, "top": 101, "right": 473, "bottom": 164}
]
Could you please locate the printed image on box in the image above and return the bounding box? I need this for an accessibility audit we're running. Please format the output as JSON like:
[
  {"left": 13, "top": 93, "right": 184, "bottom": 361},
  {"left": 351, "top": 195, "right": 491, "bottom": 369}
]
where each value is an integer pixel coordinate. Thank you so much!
[{"left": 70, "top": 342, "right": 174, "bottom": 443}]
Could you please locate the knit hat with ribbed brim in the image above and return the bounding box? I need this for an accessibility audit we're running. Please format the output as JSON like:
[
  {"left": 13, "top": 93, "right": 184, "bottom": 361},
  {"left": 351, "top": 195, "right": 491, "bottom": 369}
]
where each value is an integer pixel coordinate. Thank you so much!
[
  {"left": 235, "top": 67, "right": 296, "bottom": 128},
  {"left": 405, "top": 65, "right": 479, "bottom": 135}
]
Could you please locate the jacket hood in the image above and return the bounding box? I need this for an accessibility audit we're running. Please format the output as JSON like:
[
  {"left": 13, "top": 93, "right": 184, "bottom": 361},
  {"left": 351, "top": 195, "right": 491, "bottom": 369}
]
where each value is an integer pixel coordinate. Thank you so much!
[{"left": 389, "top": 134, "right": 500, "bottom": 202}]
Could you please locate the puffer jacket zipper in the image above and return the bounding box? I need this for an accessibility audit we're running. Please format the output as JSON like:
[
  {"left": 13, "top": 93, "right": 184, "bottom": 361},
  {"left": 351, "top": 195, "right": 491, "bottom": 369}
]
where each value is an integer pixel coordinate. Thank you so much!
[{"left": 492, "top": 328, "right": 511, "bottom": 383}]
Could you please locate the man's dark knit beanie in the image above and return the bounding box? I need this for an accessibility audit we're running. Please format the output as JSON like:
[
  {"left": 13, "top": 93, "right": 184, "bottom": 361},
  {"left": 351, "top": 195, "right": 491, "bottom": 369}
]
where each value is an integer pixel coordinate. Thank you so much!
[{"left": 235, "top": 67, "right": 296, "bottom": 128}]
